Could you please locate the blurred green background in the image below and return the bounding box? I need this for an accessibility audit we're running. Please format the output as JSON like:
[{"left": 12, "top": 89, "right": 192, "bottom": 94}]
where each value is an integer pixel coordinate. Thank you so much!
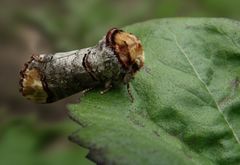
[{"left": 0, "top": 0, "right": 239, "bottom": 164}]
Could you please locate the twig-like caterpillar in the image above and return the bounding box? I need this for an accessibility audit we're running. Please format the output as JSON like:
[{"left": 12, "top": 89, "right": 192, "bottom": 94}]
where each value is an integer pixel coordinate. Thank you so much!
[{"left": 19, "top": 28, "right": 144, "bottom": 103}]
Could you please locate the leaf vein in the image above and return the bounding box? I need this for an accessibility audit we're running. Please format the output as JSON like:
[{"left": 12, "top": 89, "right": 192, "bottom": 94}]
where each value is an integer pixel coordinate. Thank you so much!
[{"left": 171, "top": 32, "right": 240, "bottom": 145}]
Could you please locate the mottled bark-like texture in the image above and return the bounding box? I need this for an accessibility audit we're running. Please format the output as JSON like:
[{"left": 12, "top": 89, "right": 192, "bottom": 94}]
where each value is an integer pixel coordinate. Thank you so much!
[{"left": 20, "top": 28, "right": 144, "bottom": 103}]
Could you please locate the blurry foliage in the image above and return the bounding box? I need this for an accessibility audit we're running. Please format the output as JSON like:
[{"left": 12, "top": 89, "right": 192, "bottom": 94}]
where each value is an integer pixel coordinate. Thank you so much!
[
  {"left": 0, "top": 112, "right": 94, "bottom": 165},
  {"left": 1, "top": 0, "right": 240, "bottom": 50}
]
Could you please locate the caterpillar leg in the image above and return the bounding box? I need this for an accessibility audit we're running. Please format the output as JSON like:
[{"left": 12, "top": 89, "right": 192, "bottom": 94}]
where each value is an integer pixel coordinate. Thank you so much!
[
  {"left": 127, "top": 83, "right": 134, "bottom": 103},
  {"left": 100, "top": 81, "right": 112, "bottom": 94}
]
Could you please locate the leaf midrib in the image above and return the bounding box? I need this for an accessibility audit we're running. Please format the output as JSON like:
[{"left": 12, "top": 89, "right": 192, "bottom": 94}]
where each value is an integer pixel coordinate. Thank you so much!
[{"left": 171, "top": 31, "right": 240, "bottom": 145}]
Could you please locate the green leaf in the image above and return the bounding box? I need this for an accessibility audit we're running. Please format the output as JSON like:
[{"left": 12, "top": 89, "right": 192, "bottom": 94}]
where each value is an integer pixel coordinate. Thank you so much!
[{"left": 68, "top": 18, "right": 240, "bottom": 165}]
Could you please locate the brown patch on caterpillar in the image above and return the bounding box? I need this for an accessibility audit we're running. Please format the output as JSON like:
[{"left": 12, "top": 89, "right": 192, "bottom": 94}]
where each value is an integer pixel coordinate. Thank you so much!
[
  {"left": 107, "top": 28, "right": 144, "bottom": 73},
  {"left": 106, "top": 28, "right": 122, "bottom": 46},
  {"left": 20, "top": 59, "right": 48, "bottom": 103},
  {"left": 19, "top": 54, "right": 35, "bottom": 94}
]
